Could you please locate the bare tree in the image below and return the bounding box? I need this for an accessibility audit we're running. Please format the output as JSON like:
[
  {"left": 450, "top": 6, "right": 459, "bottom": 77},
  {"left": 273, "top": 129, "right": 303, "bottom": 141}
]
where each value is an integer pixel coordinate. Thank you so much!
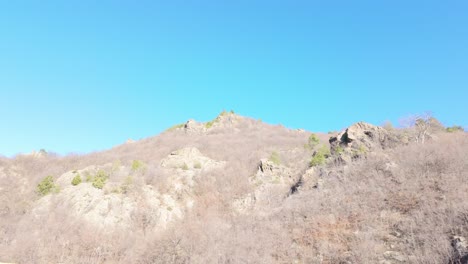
[{"left": 399, "top": 111, "right": 442, "bottom": 144}]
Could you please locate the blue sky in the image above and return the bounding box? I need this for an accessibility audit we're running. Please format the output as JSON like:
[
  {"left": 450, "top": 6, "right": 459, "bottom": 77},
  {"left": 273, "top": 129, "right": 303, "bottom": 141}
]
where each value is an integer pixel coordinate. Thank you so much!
[{"left": 1, "top": 1, "right": 467, "bottom": 156}]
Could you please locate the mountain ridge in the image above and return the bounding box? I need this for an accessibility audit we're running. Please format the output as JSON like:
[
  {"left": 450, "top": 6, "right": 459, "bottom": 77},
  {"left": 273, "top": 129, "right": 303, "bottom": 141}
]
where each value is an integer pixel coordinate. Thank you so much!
[{"left": 0, "top": 113, "right": 467, "bottom": 263}]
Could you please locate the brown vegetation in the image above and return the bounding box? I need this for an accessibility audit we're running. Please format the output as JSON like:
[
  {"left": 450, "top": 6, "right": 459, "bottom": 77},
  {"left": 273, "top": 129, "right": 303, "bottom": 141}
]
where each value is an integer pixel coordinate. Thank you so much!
[{"left": 0, "top": 114, "right": 466, "bottom": 263}]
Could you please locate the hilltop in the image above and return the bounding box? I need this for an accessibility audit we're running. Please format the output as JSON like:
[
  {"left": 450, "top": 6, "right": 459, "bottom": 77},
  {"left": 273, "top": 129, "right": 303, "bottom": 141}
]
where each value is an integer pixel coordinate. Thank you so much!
[{"left": 0, "top": 112, "right": 467, "bottom": 263}]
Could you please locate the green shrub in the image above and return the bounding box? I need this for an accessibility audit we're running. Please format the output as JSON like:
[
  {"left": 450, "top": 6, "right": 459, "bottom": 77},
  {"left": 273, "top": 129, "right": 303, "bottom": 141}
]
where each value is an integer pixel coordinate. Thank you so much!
[
  {"left": 335, "top": 146, "right": 344, "bottom": 154},
  {"left": 205, "top": 120, "right": 215, "bottom": 129},
  {"left": 310, "top": 146, "right": 330, "bottom": 167},
  {"left": 446, "top": 125, "right": 464, "bottom": 133},
  {"left": 181, "top": 163, "right": 189, "bottom": 170},
  {"left": 358, "top": 145, "right": 367, "bottom": 154},
  {"left": 131, "top": 160, "right": 145, "bottom": 172},
  {"left": 37, "top": 176, "right": 60, "bottom": 196},
  {"left": 308, "top": 134, "right": 320, "bottom": 148},
  {"left": 194, "top": 162, "right": 202, "bottom": 169},
  {"left": 71, "top": 174, "right": 82, "bottom": 186},
  {"left": 269, "top": 151, "right": 281, "bottom": 165},
  {"left": 92, "top": 170, "right": 109, "bottom": 189}
]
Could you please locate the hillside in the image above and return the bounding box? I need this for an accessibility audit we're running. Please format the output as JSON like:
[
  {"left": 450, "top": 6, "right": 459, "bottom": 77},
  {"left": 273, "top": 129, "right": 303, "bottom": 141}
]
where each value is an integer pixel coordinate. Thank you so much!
[{"left": 0, "top": 112, "right": 467, "bottom": 264}]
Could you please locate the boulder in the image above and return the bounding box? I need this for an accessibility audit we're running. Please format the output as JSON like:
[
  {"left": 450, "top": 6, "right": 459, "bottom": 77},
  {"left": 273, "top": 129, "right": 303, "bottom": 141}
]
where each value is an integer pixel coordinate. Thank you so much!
[
  {"left": 452, "top": 236, "right": 468, "bottom": 263},
  {"left": 329, "top": 122, "right": 399, "bottom": 160}
]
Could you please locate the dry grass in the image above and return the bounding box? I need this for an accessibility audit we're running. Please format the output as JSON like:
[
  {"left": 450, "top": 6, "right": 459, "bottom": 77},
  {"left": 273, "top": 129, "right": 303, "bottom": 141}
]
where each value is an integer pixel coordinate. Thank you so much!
[{"left": 0, "top": 116, "right": 466, "bottom": 263}]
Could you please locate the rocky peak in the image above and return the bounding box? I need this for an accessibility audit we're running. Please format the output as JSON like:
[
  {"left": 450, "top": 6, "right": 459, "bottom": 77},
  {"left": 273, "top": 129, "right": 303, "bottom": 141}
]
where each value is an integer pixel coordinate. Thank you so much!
[
  {"left": 329, "top": 122, "right": 399, "bottom": 156},
  {"left": 183, "top": 119, "right": 207, "bottom": 134}
]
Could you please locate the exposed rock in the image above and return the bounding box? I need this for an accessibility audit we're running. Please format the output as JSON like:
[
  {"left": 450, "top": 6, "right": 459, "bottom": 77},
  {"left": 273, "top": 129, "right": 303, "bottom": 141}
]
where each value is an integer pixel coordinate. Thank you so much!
[
  {"left": 452, "top": 236, "right": 468, "bottom": 263},
  {"left": 160, "top": 147, "right": 225, "bottom": 171},
  {"left": 235, "top": 159, "right": 300, "bottom": 210},
  {"left": 184, "top": 119, "right": 207, "bottom": 134},
  {"left": 31, "top": 149, "right": 226, "bottom": 231},
  {"left": 254, "top": 159, "right": 296, "bottom": 185},
  {"left": 301, "top": 167, "right": 324, "bottom": 190},
  {"left": 32, "top": 178, "right": 183, "bottom": 230},
  {"left": 329, "top": 122, "right": 400, "bottom": 162}
]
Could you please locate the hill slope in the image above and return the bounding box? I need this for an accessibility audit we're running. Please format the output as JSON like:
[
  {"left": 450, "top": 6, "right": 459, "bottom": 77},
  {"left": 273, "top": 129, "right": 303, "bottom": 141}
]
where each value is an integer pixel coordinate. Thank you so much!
[{"left": 0, "top": 113, "right": 467, "bottom": 263}]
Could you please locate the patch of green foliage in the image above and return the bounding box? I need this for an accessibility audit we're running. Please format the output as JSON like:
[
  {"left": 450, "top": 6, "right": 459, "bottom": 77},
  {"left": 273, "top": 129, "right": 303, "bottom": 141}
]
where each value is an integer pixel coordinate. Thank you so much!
[
  {"left": 358, "top": 145, "right": 367, "bottom": 154},
  {"left": 71, "top": 174, "right": 82, "bottom": 186},
  {"left": 194, "top": 162, "right": 202, "bottom": 169},
  {"left": 92, "top": 170, "right": 109, "bottom": 189},
  {"left": 37, "top": 176, "right": 60, "bottom": 196},
  {"left": 131, "top": 160, "right": 145, "bottom": 172},
  {"left": 181, "top": 163, "right": 189, "bottom": 170},
  {"left": 205, "top": 120, "right": 216, "bottom": 129},
  {"left": 335, "top": 146, "right": 344, "bottom": 155},
  {"left": 269, "top": 151, "right": 281, "bottom": 165},
  {"left": 310, "top": 146, "right": 331, "bottom": 167},
  {"left": 446, "top": 125, "right": 464, "bottom": 133},
  {"left": 307, "top": 134, "right": 320, "bottom": 149}
]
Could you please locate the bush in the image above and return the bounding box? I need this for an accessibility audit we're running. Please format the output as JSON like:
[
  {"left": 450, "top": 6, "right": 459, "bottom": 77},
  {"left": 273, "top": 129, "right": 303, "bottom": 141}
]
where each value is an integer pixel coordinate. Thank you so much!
[
  {"left": 205, "top": 120, "right": 215, "bottom": 129},
  {"left": 269, "top": 151, "right": 281, "bottom": 165},
  {"left": 335, "top": 146, "right": 344, "bottom": 155},
  {"left": 131, "top": 160, "right": 145, "bottom": 172},
  {"left": 310, "top": 146, "right": 330, "bottom": 167},
  {"left": 446, "top": 125, "right": 464, "bottom": 133},
  {"left": 181, "top": 163, "right": 189, "bottom": 170},
  {"left": 194, "top": 162, "right": 202, "bottom": 169},
  {"left": 37, "top": 176, "right": 60, "bottom": 196},
  {"left": 92, "top": 170, "right": 109, "bottom": 189},
  {"left": 71, "top": 174, "right": 82, "bottom": 186},
  {"left": 307, "top": 134, "right": 320, "bottom": 148}
]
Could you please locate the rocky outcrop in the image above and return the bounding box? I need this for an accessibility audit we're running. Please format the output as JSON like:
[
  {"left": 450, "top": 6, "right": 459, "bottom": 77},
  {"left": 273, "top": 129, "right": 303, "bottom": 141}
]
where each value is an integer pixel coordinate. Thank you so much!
[
  {"left": 184, "top": 119, "right": 207, "bottom": 134},
  {"left": 234, "top": 159, "right": 300, "bottom": 212},
  {"left": 160, "top": 147, "right": 225, "bottom": 171},
  {"left": 255, "top": 159, "right": 296, "bottom": 185},
  {"left": 31, "top": 148, "right": 225, "bottom": 231},
  {"left": 329, "top": 122, "right": 400, "bottom": 162},
  {"left": 452, "top": 236, "right": 468, "bottom": 263}
]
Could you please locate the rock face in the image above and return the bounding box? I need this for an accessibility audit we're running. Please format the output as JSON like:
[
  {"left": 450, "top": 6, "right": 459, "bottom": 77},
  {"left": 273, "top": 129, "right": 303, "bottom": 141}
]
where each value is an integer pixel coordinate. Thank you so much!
[
  {"left": 234, "top": 159, "right": 299, "bottom": 212},
  {"left": 160, "top": 147, "right": 225, "bottom": 171},
  {"left": 184, "top": 119, "right": 207, "bottom": 134},
  {"left": 452, "top": 236, "right": 468, "bottom": 264},
  {"left": 255, "top": 159, "right": 296, "bottom": 186},
  {"left": 329, "top": 122, "right": 399, "bottom": 162},
  {"left": 31, "top": 148, "right": 225, "bottom": 231}
]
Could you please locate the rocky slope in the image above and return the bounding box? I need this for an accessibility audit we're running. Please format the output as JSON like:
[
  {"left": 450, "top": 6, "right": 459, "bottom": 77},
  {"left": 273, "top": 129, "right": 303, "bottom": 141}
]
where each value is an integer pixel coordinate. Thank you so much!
[{"left": 0, "top": 113, "right": 466, "bottom": 263}]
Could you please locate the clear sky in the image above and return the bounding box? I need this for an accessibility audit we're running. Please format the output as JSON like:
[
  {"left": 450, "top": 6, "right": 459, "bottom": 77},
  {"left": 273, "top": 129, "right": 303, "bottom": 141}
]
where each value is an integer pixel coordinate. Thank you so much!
[{"left": 1, "top": 1, "right": 467, "bottom": 156}]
